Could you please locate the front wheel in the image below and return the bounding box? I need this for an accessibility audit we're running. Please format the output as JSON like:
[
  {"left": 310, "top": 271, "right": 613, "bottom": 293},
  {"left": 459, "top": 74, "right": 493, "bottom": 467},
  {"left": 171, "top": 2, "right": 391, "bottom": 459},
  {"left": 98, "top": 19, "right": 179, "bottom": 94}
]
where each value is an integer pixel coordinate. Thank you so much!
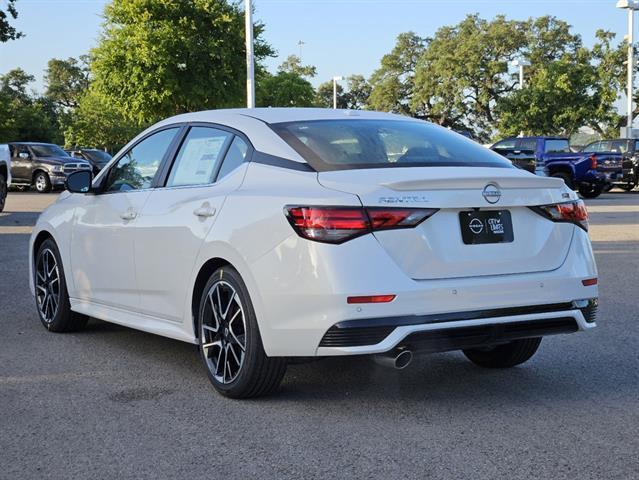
[
  {"left": 34, "top": 171, "right": 52, "bottom": 193},
  {"left": 197, "top": 266, "right": 287, "bottom": 398},
  {"left": 0, "top": 172, "right": 7, "bottom": 212},
  {"left": 34, "top": 238, "right": 88, "bottom": 332},
  {"left": 463, "top": 337, "right": 542, "bottom": 368},
  {"left": 578, "top": 184, "right": 603, "bottom": 199}
]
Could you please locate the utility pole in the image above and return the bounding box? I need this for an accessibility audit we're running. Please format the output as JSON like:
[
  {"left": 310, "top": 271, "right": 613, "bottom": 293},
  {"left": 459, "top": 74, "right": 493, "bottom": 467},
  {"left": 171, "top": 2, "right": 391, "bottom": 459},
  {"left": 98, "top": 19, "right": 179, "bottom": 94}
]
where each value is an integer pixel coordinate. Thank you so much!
[
  {"left": 332, "top": 76, "right": 343, "bottom": 109},
  {"left": 245, "top": 0, "right": 255, "bottom": 108},
  {"left": 617, "top": 0, "right": 639, "bottom": 137},
  {"left": 298, "top": 40, "right": 305, "bottom": 61}
]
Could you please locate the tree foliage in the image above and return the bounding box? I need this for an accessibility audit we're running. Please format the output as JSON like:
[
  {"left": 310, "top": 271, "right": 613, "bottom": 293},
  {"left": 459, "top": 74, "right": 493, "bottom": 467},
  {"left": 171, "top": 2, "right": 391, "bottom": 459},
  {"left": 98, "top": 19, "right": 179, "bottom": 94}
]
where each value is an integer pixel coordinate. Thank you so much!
[
  {"left": 90, "top": 0, "right": 273, "bottom": 123},
  {"left": 0, "top": 0, "right": 22, "bottom": 43},
  {"left": 44, "top": 56, "right": 90, "bottom": 110},
  {"left": 0, "top": 69, "right": 60, "bottom": 143},
  {"left": 256, "top": 71, "right": 315, "bottom": 107},
  {"left": 278, "top": 54, "right": 316, "bottom": 78},
  {"left": 315, "top": 75, "right": 371, "bottom": 109}
]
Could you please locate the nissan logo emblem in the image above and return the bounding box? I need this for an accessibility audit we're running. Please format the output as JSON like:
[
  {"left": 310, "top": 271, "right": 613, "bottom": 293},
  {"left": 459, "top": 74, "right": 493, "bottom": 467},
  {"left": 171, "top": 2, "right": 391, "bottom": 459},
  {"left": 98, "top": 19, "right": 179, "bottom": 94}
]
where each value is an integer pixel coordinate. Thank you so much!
[{"left": 482, "top": 184, "right": 501, "bottom": 204}]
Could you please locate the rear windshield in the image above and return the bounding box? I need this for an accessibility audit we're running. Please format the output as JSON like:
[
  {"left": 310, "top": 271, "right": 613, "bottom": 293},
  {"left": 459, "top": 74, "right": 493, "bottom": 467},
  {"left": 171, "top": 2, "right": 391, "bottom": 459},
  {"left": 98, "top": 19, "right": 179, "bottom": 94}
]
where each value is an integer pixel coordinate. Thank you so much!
[
  {"left": 271, "top": 119, "right": 514, "bottom": 171},
  {"left": 544, "top": 139, "right": 571, "bottom": 153}
]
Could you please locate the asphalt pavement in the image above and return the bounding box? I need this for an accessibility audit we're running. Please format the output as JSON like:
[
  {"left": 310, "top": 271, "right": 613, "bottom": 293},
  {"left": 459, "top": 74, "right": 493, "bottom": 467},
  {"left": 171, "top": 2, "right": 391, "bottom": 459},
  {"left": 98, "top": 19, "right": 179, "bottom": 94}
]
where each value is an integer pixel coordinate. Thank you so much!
[{"left": 1, "top": 190, "right": 638, "bottom": 479}]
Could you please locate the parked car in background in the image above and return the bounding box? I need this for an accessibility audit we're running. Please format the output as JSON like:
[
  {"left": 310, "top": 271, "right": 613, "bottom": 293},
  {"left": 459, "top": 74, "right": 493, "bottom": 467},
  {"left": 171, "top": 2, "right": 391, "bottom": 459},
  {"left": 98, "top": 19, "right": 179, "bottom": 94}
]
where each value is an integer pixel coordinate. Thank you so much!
[
  {"left": 0, "top": 144, "right": 10, "bottom": 212},
  {"left": 30, "top": 108, "right": 598, "bottom": 399},
  {"left": 490, "top": 136, "right": 620, "bottom": 198},
  {"left": 9, "top": 143, "right": 92, "bottom": 193},
  {"left": 66, "top": 148, "right": 112, "bottom": 175},
  {"left": 581, "top": 138, "right": 638, "bottom": 192}
]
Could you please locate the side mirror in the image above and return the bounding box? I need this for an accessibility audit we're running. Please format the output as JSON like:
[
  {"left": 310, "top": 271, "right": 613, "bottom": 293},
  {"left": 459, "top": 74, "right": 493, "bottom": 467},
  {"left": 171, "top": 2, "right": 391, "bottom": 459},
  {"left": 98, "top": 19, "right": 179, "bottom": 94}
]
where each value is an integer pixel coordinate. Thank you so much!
[
  {"left": 19, "top": 152, "right": 29, "bottom": 159},
  {"left": 66, "top": 170, "right": 93, "bottom": 193}
]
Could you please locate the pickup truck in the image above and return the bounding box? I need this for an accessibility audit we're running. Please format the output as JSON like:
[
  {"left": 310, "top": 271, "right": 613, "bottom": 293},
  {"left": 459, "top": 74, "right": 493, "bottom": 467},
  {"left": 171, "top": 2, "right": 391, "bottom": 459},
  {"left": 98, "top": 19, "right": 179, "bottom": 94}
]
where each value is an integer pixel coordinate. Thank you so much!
[
  {"left": 581, "top": 138, "right": 637, "bottom": 192},
  {"left": 0, "top": 144, "right": 10, "bottom": 212},
  {"left": 8, "top": 142, "right": 92, "bottom": 193},
  {"left": 490, "top": 136, "right": 620, "bottom": 198}
]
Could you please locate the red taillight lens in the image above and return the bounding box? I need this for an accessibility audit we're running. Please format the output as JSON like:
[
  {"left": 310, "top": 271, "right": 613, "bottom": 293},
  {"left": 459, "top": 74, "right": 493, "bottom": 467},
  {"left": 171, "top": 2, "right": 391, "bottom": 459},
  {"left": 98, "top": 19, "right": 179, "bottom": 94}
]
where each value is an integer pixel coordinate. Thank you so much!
[
  {"left": 532, "top": 200, "right": 589, "bottom": 231},
  {"left": 590, "top": 154, "right": 597, "bottom": 170},
  {"left": 285, "top": 206, "right": 438, "bottom": 244},
  {"left": 582, "top": 278, "right": 598, "bottom": 286}
]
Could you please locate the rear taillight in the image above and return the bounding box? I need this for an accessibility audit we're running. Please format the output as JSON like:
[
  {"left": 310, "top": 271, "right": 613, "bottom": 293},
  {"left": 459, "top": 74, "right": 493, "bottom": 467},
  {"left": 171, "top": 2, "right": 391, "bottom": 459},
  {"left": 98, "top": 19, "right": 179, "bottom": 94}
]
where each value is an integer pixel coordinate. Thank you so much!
[
  {"left": 530, "top": 200, "right": 589, "bottom": 231},
  {"left": 590, "top": 154, "right": 597, "bottom": 170},
  {"left": 285, "top": 206, "right": 438, "bottom": 244}
]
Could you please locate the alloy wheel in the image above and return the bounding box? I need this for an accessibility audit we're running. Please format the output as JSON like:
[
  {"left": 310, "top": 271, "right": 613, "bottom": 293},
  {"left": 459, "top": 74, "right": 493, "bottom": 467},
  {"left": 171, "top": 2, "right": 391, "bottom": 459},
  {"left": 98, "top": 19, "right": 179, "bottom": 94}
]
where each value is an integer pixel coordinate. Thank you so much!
[
  {"left": 35, "top": 248, "right": 60, "bottom": 323},
  {"left": 35, "top": 174, "right": 47, "bottom": 192},
  {"left": 201, "top": 280, "right": 247, "bottom": 384}
]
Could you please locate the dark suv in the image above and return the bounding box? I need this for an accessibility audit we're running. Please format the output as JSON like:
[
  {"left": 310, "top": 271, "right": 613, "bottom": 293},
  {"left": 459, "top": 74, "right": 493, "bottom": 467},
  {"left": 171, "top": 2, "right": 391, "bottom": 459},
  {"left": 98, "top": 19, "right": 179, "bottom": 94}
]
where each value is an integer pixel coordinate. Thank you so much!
[
  {"left": 9, "top": 142, "right": 92, "bottom": 193},
  {"left": 66, "top": 148, "right": 112, "bottom": 175}
]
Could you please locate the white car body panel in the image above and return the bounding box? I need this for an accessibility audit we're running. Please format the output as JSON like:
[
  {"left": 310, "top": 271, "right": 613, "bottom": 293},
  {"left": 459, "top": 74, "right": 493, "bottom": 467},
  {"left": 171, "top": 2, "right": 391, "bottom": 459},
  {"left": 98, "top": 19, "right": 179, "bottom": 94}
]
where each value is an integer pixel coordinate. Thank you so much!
[
  {"left": 0, "top": 144, "right": 11, "bottom": 186},
  {"left": 29, "top": 108, "right": 598, "bottom": 358}
]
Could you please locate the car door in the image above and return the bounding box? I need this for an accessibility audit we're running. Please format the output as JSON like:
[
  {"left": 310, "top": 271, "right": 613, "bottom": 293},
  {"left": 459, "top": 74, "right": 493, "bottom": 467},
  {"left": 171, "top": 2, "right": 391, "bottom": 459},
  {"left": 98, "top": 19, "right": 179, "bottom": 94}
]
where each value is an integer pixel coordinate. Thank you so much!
[
  {"left": 134, "top": 125, "right": 251, "bottom": 322},
  {"left": 70, "top": 126, "right": 181, "bottom": 312},
  {"left": 10, "top": 144, "right": 32, "bottom": 182}
]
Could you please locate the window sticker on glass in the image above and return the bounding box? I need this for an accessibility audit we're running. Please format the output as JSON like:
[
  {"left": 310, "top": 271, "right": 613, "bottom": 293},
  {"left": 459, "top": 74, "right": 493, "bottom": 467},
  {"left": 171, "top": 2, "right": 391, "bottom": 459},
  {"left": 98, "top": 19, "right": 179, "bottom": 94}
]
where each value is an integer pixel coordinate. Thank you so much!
[{"left": 168, "top": 128, "right": 231, "bottom": 187}]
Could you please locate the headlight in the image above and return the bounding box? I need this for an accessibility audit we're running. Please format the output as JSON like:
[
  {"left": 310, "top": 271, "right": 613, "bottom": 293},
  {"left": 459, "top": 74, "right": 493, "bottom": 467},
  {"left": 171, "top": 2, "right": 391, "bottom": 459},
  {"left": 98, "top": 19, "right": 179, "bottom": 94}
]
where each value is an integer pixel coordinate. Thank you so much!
[{"left": 51, "top": 165, "right": 64, "bottom": 173}]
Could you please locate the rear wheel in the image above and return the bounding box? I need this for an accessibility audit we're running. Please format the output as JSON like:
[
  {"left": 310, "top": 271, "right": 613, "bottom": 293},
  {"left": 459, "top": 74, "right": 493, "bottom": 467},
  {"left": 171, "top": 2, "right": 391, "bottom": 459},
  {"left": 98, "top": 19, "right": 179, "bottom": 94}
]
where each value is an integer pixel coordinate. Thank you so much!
[
  {"left": 578, "top": 184, "right": 603, "bottom": 199},
  {"left": 34, "top": 238, "right": 88, "bottom": 332},
  {"left": 34, "top": 171, "right": 52, "bottom": 193},
  {"left": 463, "top": 337, "right": 542, "bottom": 368},
  {"left": 197, "top": 266, "right": 287, "bottom": 398},
  {"left": 550, "top": 172, "right": 573, "bottom": 189},
  {"left": 0, "top": 172, "right": 6, "bottom": 212}
]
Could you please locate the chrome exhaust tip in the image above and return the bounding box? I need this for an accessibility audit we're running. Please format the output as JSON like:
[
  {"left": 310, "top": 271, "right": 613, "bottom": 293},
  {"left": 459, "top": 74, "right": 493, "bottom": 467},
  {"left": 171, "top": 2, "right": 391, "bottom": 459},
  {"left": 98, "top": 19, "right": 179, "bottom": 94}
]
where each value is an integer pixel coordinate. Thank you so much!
[{"left": 374, "top": 348, "right": 413, "bottom": 370}]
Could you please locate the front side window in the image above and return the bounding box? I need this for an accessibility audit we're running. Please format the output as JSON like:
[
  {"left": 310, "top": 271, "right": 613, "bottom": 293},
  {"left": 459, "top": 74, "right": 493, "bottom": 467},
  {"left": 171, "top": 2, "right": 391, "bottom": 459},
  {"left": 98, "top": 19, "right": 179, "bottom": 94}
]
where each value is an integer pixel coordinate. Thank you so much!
[
  {"left": 518, "top": 139, "right": 537, "bottom": 152},
  {"left": 611, "top": 140, "right": 628, "bottom": 153},
  {"left": 272, "top": 120, "right": 513, "bottom": 171},
  {"left": 166, "top": 127, "right": 232, "bottom": 187},
  {"left": 582, "top": 142, "right": 601, "bottom": 153},
  {"left": 492, "top": 138, "right": 517, "bottom": 150},
  {"left": 544, "top": 139, "right": 570, "bottom": 153},
  {"left": 105, "top": 128, "right": 179, "bottom": 192}
]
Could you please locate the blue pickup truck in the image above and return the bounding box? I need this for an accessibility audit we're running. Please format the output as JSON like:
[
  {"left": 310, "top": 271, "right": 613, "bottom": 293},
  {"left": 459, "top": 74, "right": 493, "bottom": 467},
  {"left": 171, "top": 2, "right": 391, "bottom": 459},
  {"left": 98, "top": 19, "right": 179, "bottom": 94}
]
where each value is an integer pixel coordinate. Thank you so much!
[{"left": 490, "top": 136, "right": 622, "bottom": 198}]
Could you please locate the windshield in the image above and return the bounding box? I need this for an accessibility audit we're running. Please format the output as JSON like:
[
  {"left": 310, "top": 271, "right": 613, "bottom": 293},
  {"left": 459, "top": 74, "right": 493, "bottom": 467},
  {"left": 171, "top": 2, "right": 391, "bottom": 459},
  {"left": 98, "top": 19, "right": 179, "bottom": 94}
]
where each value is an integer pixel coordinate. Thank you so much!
[
  {"left": 84, "top": 150, "right": 112, "bottom": 163},
  {"left": 30, "top": 144, "right": 69, "bottom": 158},
  {"left": 271, "top": 119, "right": 514, "bottom": 171},
  {"left": 544, "top": 139, "right": 571, "bottom": 153}
]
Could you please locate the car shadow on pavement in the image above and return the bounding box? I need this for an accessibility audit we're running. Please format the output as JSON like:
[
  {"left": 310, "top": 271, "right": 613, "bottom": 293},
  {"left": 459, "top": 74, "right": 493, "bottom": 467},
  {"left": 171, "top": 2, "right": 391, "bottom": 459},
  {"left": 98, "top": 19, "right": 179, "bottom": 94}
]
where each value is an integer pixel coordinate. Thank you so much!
[{"left": 0, "top": 211, "right": 41, "bottom": 227}]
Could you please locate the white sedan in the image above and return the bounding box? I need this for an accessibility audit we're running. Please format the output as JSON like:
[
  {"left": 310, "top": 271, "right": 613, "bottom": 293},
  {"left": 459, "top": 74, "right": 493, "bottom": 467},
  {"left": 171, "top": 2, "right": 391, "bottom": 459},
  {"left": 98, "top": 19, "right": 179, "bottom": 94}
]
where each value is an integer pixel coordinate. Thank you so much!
[{"left": 29, "top": 108, "right": 598, "bottom": 398}]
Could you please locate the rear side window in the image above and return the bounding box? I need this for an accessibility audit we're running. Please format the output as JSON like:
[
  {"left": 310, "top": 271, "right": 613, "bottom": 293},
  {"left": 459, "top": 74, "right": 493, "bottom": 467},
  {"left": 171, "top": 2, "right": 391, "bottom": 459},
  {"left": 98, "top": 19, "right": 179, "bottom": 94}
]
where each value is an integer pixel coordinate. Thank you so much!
[
  {"left": 272, "top": 119, "right": 513, "bottom": 171},
  {"left": 492, "top": 139, "right": 517, "bottom": 150},
  {"left": 611, "top": 140, "right": 628, "bottom": 153},
  {"left": 217, "top": 136, "right": 248, "bottom": 181},
  {"left": 167, "top": 127, "right": 232, "bottom": 187},
  {"left": 544, "top": 139, "right": 570, "bottom": 153}
]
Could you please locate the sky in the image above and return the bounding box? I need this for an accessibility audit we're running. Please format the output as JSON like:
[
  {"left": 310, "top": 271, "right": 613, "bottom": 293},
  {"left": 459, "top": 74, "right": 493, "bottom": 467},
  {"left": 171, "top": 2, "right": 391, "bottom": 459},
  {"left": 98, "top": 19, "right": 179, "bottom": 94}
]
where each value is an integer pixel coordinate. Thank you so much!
[{"left": 0, "top": 0, "right": 633, "bottom": 96}]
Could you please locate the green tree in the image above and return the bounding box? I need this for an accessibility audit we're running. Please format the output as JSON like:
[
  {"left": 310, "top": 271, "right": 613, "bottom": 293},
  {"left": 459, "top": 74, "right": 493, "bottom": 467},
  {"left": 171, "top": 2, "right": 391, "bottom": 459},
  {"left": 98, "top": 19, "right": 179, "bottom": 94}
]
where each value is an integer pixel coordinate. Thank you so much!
[
  {"left": 44, "top": 56, "right": 90, "bottom": 110},
  {"left": 0, "top": 0, "right": 22, "bottom": 43},
  {"left": 315, "top": 80, "right": 345, "bottom": 109},
  {"left": 343, "top": 75, "right": 371, "bottom": 110},
  {"left": 368, "top": 32, "right": 426, "bottom": 114},
  {"left": 91, "top": 0, "right": 273, "bottom": 123},
  {"left": 256, "top": 71, "right": 315, "bottom": 107},
  {"left": 0, "top": 69, "right": 60, "bottom": 143},
  {"left": 64, "top": 87, "right": 142, "bottom": 152},
  {"left": 278, "top": 54, "right": 316, "bottom": 78}
]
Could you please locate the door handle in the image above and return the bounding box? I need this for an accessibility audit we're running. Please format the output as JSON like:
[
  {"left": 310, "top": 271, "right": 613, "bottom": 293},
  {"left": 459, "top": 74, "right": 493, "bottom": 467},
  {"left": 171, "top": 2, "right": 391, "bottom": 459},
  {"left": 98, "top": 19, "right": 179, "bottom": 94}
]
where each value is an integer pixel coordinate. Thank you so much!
[
  {"left": 193, "top": 204, "right": 216, "bottom": 218},
  {"left": 120, "top": 210, "right": 137, "bottom": 221}
]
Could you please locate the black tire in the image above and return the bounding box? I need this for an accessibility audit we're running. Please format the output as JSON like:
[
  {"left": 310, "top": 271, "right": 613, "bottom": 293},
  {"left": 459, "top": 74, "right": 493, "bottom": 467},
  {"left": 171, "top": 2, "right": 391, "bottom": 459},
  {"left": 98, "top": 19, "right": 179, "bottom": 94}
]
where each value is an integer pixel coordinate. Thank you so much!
[
  {"left": 34, "top": 238, "right": 88, "bottom": 332},
  {"left": 463, "top": 337, "right": 542, "bottom": 368},
  {"left": 0, "top": 172, "right": 6, "bottom": 213},
  {"left": 197, "top": 266, "right": 287, "bottom": 398},
  {"left": 578, "top": 184, "right": 603, "bottom": 199},
  {"left": 33, "top": 171, "right": 52, "bottom": 193},
  {"left": 550, "top": 172, "right": 573, "bottom": 190}
]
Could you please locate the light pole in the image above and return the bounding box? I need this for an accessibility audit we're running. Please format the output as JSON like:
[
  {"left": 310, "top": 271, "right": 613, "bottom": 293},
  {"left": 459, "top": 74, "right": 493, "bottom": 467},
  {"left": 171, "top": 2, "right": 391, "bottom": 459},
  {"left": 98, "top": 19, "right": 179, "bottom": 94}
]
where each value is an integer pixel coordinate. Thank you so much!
[
  {"left": 617, "top": 0, "right": 639, "bottom": 137},
  {"left": 245, "top": 0, "right": 255, "bottom": 108},
  {"left": 332, "top": 76, "right": 343, "bottom": 109},
  {"left": 511, "top": 59, "right": 531, "bottom": 89}
]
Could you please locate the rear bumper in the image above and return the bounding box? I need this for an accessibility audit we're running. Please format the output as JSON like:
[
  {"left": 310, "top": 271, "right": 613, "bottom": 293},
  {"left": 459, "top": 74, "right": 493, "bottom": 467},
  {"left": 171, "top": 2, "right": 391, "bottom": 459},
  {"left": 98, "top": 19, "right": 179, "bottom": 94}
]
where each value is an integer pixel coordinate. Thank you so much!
[
  {"left": 317, "top": 299, "right": 596, "bottom": 355},
  {"left": 252, "top": 226, "right": 598, "bottom": 357}
]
